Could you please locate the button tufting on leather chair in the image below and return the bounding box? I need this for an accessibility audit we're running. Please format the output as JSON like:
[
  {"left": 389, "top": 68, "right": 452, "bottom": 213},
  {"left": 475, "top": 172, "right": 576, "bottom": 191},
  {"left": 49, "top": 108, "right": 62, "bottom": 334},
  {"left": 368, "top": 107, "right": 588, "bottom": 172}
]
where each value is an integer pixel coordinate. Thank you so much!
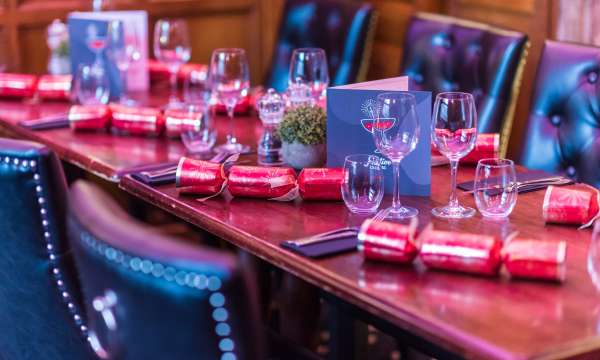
[
  {"left": 401, "top": 12, "right": 529, "bottom": 157},
  {"left": 67, "top": 180, "right": 265, "bottom": 360},
  {"left": 518, "top": 40, "right": 600, "bottom": 188},
  {"left": 0, "top": 138, "right": 91, "bottom": 359},
  {"left": 264, "top": 0, "right": 377, "bottom": 92}
]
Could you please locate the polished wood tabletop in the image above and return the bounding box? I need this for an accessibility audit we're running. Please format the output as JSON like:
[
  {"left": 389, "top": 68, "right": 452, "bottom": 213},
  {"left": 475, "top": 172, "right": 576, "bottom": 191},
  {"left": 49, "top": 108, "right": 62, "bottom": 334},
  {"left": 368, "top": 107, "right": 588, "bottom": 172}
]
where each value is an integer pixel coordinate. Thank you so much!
[
  {"left": 0, "top": 97, "right": 258, "bottom": 182},
  {"left": 1, "top": 98, "right": 599, "bottom": 359}
]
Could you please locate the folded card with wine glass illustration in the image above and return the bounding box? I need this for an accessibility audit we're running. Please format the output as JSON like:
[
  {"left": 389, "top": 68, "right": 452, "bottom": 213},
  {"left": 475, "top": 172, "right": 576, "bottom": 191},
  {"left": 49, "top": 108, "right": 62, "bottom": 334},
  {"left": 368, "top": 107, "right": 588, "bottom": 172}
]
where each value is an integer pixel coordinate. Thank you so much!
[
  {"left": 327, "top": 77, "right": 431, "bottom": 196},
  {"left": 68, "top": 11, "right": 149, "bottom": 100}
]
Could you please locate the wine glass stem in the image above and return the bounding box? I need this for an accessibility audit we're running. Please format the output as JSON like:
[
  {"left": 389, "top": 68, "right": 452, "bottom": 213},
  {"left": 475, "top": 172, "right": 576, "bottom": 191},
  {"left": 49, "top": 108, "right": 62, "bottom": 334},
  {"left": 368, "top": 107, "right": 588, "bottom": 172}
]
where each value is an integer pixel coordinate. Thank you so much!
[
  {"left": 169, "top": 67, "right": 178, "bottom": 104},
  {"left": 227, "top": 106, "right": 235, "bottom": 144},
  {"left": 120, "top": 68, "right": 128, "bottom": 101},
  {"left": 449, "top": 159, "right": 459, "bottom": 208},
  {"left": 392, "top": 161, "right": 402, "bottom": 210}
]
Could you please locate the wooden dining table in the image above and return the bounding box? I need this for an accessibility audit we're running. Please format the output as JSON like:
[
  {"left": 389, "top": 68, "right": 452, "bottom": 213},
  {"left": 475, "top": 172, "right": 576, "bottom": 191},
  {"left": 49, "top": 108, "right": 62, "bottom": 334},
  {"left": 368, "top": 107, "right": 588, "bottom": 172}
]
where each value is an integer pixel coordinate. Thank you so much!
[{"left": 0, "top": 97, "right": 599, "bottom": 360}]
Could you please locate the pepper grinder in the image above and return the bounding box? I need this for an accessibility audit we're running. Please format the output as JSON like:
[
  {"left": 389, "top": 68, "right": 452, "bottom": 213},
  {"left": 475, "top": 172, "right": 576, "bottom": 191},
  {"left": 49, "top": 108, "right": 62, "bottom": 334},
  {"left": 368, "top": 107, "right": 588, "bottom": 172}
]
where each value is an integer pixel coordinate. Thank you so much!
[{"left": 257, "top": 88, "right": 285, "bottom": 165}]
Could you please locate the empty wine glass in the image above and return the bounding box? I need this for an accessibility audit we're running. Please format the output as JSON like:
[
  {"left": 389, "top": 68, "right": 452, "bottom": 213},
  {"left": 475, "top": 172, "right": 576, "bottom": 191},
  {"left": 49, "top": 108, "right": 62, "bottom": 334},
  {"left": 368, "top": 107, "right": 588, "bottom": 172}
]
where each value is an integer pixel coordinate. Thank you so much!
[
  {"left": 431, "top": 92, "right": 478, "bottom": 219},
  {"left": 372, "top": 92, "right": 420, "bottom": 220},
  {"left": 74, "top": 63, "right": 110, "bottom": 105},
  {"left": 154, "top": 18, "right": 191, "bottom": 109},
  {"left": 588, "top": 220, "right": 600, "bottom": 292},
  {"left": 183, "top": 68, "right": 211, "bottom": 110},
  {"left": 474, "top": 158, "right": 518, "bottom": 218},
  {"left": 289, "top": 48, "right": 329, "bottom": 101},
  {"left": 107, "top": 20, "right": 141, "bottom": 106},
  {"left": 342, "top": 154, "right": 384, "bottom": 214},
  {"left": 210, "top": 48, "right": 250, "bottom": 153}
]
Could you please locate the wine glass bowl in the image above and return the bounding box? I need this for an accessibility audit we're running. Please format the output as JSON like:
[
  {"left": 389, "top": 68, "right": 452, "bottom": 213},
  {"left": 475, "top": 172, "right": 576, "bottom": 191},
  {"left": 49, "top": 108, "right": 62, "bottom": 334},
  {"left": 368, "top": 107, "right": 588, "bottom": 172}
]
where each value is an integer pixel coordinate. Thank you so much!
[
  {"left": 431, "top": 91, "right": 478, "bottom": 219},
  {"left": 107, "top": 20, "right": 140, "bottom": 106},
  {"left": 288, "top": 48, "right": 329, "bottom": 101},
  {"left": 372, "top": 92, "right": 420, "bottom": 220},
  {"left": 74, "top": 63, "right": 110, "bottom": 105},
  {"left": 153, "top": 18, "right": 191, "bottom": 109},
  {"left": 210, "top": 48, "right": 251, "bottom": 153}
]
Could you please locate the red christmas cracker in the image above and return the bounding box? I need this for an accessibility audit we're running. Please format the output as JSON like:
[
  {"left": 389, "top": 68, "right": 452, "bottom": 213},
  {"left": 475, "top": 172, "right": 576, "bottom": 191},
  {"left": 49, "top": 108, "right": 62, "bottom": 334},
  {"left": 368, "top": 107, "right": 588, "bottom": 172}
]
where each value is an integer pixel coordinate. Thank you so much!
[
  {"left": 420, "top": 229, "right": 502, "bottom": 276},
  {"left": 110, "top": 104, "right": 164, "bottom": 136},
  {"left": 298, "top": 168, "right": 343, "bottom": 201},
  {"left": 0, "top": 73, "right": 38, "bottom": 98},
  {"left": 358, "top": 218, "right": 419, "bottom": 264},
  {"left": 164, "top": 108, "right": 204, "bottom": 138},
  {"left": 502, "top": 238, "right": 567, "bottom": 282},
  {"left": 68, "top": 105, "right": 111, "bottom": 131},
  {"left": 431, "top": 132, "right": 498, "bottom": 164},
  {"left": 543, "top": 184, "right": 600, "bottom": 228},
  {"left": 227, "top": 165, "right": 297, "bottom": 200},
  {"left": 176, "top": 157, "right": 227, "bottom": 196},
  {"left": 37, "top": 75, "right": 71, "bottom": 101}
]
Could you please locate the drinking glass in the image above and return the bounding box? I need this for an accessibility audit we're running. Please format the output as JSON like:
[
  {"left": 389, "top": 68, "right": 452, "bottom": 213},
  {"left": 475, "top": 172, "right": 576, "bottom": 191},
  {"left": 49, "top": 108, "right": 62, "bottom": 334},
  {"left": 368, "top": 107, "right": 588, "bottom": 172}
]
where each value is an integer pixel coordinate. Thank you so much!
[
  {"left": 372, "top": 92, "right": 420, "bottom": 220},
  {"left": 588, "top": 220, "right": 600, "bottom": 291},
  {"left": 431, "top": 92, "right": 478, "bottom": 219},
  {"left": 474, "top": 158, "right": 518, "bottom": 218},
  {"left": 210, "top": 48, "right": 250, "bottom": 153},
  {"left": 288, "top": 48, "right": 329, "bottom": 100},
  {"left": 180, "top": 110, "right": 217, "bottom": 155},
  {"left": 342, "top": 154, "right": 384, "bottom": 214},
  {"left": 74, "top": 63, "right": 110, "bottom": 105},
  {"left": 153, "top": 18, "right": 191, "bottom": 109},
  {"left": 183, "top": 68, "right": 211, "bottom": 109},
  {"left": 107, "top": 20, "right": 141, "bottom": 106}
]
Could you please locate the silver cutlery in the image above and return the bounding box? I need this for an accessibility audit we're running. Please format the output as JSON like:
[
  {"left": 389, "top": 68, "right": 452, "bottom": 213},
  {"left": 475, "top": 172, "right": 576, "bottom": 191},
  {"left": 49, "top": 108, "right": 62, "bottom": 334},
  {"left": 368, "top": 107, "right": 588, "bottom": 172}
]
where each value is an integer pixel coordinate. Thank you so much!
[{"left": 462, "top": 176, "right": 571, "bottom": 195}]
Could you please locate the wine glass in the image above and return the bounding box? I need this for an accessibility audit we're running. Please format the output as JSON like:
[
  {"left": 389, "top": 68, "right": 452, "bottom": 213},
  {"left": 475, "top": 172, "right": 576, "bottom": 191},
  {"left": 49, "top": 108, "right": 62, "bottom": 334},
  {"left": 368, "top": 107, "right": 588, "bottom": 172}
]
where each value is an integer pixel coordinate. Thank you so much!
[
  {"left": 372, "top": 92, "right": 420, "bottom": 220},
  {"left": 210, "top": 48, "right": 250, "bottom": 153},
  {"left": 588, "top": 220, "right": 600, "bottom": 292},
  {"left": 288, "top": 48, "right": 329, "bottom": 101},
  {"left": 431, "top": 92, "right": 478, "bottom": 219},
  {"left": 153, "top": 18, "right": 191, "bottom": 109},
  {"left": 107, "top": 20, "right": 141, "bottom": 106},
  {"left": 74, "top": 63, "right": 110, "bottom": 105},
  {"left": 341, "top": 154, "right": 384, "bottom": 214},
  {"left": 181, "top": 69, "right": 216, "bottom": 155}
]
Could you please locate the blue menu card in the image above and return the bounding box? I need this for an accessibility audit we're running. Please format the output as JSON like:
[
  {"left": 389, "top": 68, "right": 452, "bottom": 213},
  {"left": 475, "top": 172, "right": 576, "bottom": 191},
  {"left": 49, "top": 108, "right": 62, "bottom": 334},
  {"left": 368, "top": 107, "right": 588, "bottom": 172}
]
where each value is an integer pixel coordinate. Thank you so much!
[
  {"left": 326, "top": 77, "right": 431, "bottom": 196},
  {"left": 67, "top": 15, "right": 123, "bottom": 100}
]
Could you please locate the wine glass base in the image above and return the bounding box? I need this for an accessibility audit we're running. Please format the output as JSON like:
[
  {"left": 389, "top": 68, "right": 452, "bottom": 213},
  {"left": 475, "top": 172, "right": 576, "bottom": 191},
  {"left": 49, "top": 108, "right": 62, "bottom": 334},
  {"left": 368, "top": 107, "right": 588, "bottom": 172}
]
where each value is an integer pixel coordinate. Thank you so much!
[
  {"left": 375, "top": 206, "right": 419, "bottom": 221},
  {"left": 215, "top": 142, "right": 250, "bottom": 154},
  {"left": 119, "top": 97, "right": 138, "bottom": 107},
  {"left": 431, "top": 205, "right": 476, "bottom": 219}
]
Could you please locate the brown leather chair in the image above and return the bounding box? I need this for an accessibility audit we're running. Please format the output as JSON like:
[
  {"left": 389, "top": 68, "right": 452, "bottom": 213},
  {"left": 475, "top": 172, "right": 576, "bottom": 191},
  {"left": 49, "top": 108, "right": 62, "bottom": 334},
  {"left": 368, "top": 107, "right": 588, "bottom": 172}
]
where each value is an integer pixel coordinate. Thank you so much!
[
  {"left": 401, "top": 12, "right": 529, "bottom": 156},
  {"left": 518, "top": 40, "right": 600, "bottom": 188},
  {"left": 67, "top": 180, "right": 265, "bottom": 359}
]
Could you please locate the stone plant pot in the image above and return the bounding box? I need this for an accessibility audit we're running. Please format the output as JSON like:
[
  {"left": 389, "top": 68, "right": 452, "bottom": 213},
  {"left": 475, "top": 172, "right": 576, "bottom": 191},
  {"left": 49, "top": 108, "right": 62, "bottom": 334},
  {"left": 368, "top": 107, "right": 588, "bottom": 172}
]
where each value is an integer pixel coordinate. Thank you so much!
[{"left": 282, "top": 142, "right": 326, "bottom": 169}]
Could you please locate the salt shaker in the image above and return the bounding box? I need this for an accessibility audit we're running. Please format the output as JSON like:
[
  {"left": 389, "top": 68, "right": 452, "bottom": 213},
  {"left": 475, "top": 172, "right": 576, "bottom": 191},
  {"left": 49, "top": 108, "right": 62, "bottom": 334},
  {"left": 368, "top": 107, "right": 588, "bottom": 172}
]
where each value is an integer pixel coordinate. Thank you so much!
[{"left": 257, "top": 88, "right": 285, "bottom": 165}]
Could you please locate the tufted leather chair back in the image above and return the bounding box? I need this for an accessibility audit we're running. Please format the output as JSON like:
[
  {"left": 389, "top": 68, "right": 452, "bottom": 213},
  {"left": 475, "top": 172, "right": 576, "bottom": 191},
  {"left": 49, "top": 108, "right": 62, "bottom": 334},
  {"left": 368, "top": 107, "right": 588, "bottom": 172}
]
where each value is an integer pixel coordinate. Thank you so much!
[
  {"left": 67, "top": 180, "right": 265, "bottom": 360},
  {"left": 265, "top": 0, "right": 376, "bottom": 92},
  {"left": 518, "top": 40, "right": 600, "bottom": 188},
  {"left": 401, "top": 13, "right": 529, "bottom": 156},
  {"left": 0, "top": 138, "right": 91, "bottom": 359}
]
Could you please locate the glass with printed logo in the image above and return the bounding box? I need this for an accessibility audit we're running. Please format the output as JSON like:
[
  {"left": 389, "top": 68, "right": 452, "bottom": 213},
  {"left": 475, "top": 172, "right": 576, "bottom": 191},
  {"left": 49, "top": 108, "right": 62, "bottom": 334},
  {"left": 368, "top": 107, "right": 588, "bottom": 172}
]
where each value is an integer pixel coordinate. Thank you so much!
[{"left": 371, "top": 92, "right": 420, "bottom": 220}]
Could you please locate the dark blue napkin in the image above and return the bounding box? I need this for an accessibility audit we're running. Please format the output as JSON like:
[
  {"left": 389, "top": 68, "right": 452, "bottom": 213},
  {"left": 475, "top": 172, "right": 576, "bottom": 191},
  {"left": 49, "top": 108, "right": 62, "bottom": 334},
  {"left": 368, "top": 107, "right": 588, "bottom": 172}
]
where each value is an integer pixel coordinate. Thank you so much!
[
  {"left": 129, "top": 162, "right": 179, "bottom": 186},
  {"left": 281, "top": 235, "right": 358, "bottom": 258},
  {"left": 19, "top": 117, "right": 69, "bottom": 130}
]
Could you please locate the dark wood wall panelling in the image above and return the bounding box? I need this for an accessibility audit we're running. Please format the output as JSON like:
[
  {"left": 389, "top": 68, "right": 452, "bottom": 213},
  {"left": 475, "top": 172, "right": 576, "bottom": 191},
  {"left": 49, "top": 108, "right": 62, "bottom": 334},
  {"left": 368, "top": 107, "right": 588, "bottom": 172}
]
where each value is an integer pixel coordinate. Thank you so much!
[{"left": 1, "top": 0, "right": 559, "bottom": 157}]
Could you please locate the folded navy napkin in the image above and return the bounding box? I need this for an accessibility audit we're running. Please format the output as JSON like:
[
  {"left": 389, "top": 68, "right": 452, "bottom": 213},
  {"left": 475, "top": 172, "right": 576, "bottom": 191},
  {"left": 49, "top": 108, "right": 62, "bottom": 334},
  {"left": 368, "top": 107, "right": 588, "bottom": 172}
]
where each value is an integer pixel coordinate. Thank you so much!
[
  {"left": 130, "top": 162, "right": 179, "bottom": 186},
  {"left": 280, "top": 235, "right": 358, "bottom": 258},
  {"left": 457, "top": 170, "right": 571, "bottom": 194},
  {"left": 19, "top": 116, "right": 69, "bottom": 130}
]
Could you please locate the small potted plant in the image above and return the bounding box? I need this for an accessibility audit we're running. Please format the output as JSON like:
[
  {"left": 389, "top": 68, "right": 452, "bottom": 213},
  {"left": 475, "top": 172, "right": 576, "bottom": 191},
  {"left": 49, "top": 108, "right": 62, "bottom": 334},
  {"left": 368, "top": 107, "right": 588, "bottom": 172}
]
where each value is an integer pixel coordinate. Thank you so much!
[{"left": 278, "top": 105, "right": 327, "bottom": 169}]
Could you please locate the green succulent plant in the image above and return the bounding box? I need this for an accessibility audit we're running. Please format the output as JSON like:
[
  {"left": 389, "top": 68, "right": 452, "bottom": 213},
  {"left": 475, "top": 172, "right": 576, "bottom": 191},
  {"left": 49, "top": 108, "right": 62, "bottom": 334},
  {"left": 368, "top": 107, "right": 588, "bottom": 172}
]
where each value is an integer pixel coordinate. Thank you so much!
[{"left": 277, "top": 105, "right": 326, "bottom": 145}]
